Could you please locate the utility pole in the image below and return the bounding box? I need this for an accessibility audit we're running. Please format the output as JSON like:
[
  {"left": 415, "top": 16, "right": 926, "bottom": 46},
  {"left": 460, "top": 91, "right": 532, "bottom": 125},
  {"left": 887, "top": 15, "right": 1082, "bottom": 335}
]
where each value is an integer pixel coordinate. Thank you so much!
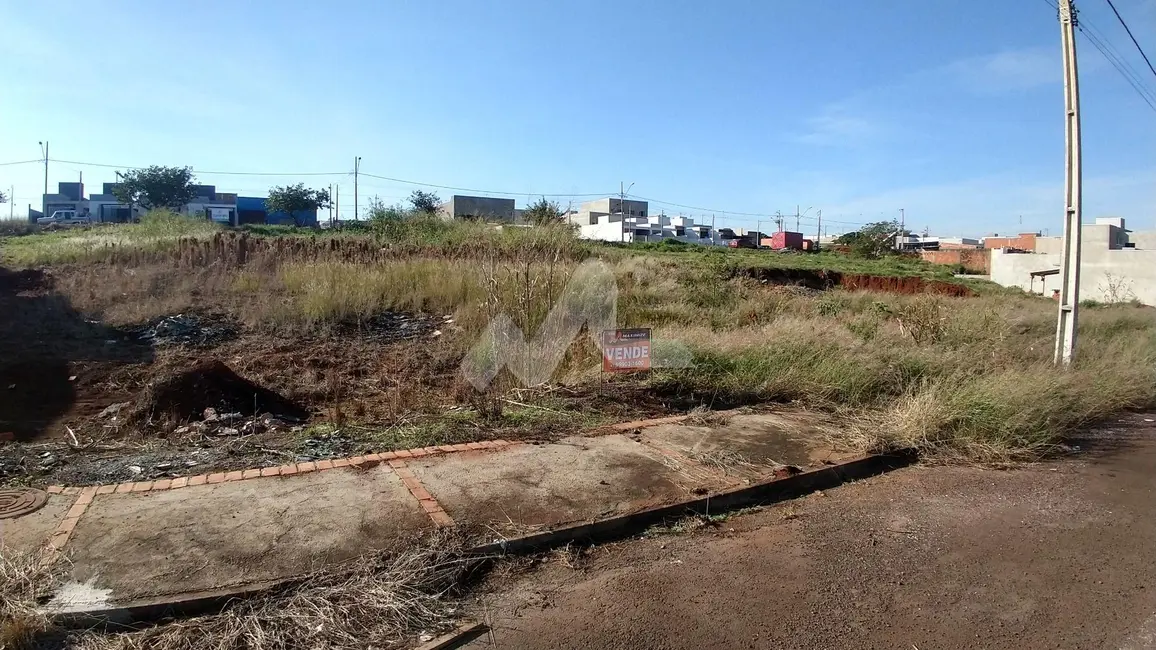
[
  {"left": 328, "top": 184, "right": 334, "bottom": 225},
  {"left": 9, "top": 186, "right": 13, "bottom": 219},
  {"left": 900, "top": 208, "right": 905, "bottom": 232},
  {"left": 795, "top": 205, "right": 800, "bottom": 232},
  {"left": 816, "top": 210, "right": 822, "bottom": 251},
  {"left": 1055, "top": 0, "right": 1083, "bottom": 366},
  {"left": 38, "top": 140, "right": 48, "bottom": 217},
  {"left": 711, "top": 214, "right": 716, "bottom": 246},
  {"left": 775, "top": 210, "right": 783, "bottom": 232},
  {"left": 335, "top": 185, "right": 340, "bottom": 224},
  {"left": 756, "top": 220, "right": 763, "bottom": 249},
  {"left": 353, "top": 157, "right": 361, "bottom": 220}
]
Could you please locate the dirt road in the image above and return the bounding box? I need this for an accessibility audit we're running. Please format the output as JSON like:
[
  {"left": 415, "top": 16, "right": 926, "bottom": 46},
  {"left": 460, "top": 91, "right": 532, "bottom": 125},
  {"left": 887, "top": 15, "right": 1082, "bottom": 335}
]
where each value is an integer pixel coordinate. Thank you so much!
[{"left": 468, "top": 413, "right": 1156, "bottom": 650}]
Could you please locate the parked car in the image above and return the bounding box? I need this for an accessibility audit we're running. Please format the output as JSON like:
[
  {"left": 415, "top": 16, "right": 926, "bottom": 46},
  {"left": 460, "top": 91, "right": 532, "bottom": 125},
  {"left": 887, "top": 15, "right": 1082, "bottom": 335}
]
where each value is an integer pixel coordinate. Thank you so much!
[{"left": 36, "top": 210, "right": 92, "bottom": 226}]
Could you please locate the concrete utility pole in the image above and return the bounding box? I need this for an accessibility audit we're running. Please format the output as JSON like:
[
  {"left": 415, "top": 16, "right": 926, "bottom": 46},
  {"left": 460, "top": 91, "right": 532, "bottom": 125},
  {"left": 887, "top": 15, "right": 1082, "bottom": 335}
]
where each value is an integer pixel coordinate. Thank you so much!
[
  {"left": 353, "top": 157, "right": 361, "bottom": 221},
  {"left": 816, "top": 210, "right": 822, "bottom": 251},
  {"left": 775, "top": 210, "right": 783, "bottom": 232},
  {"left": 328, "top": 184, "right": 334, "bottom": 225},
  {"left": 1055, "top": 0, "right": 1084, "bottom": 366},
  {"left": 795, "top": 205, "right": 800, "bottom": 232},
  {"left": 335, "top": 185, "right": 340, "bottom": 224},
  {"left": 900, "top": 208, "right": 905, "bottom": 231}
]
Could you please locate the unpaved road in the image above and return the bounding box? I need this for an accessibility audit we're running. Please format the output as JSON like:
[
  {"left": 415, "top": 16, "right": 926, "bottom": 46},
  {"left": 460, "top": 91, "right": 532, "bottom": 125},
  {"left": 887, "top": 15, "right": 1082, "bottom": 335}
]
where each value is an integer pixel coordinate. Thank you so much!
[{"left": 468, "top": 414, "right": 1156, "bottom": 649}]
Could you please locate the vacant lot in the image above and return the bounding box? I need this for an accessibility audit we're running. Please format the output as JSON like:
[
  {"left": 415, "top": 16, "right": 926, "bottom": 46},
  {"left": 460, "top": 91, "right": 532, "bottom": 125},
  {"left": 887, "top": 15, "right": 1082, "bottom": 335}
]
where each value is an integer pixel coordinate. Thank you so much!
[{"left": 2, "top": 213, "right": 1153, "bottom": 486}]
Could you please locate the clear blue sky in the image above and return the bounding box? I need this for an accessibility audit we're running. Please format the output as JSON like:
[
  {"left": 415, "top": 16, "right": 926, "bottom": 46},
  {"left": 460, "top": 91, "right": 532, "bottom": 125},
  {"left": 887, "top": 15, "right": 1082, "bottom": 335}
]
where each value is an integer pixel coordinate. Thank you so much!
[{"left": 1, "top": 0, "right": 1154, "bottom": 236}]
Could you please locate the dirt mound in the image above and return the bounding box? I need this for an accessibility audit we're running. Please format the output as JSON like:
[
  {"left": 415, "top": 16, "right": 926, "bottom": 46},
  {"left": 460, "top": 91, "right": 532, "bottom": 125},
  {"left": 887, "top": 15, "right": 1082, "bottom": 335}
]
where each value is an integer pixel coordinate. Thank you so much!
[
  {"left": 0, "top": 268, "right": 50, "bottom": 295},
  {"left": 132, "top": 360, "right": 308, "bottom": 425},
  {"left": 736, "top": 267, "right": 976, "bottom": 297}
]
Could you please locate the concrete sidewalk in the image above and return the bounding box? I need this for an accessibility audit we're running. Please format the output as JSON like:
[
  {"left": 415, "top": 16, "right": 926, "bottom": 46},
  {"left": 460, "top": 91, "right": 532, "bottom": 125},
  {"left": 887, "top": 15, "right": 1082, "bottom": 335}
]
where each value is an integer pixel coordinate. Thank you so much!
[{"left": 0, "top": 410, "right": 856, "bottom": 611}]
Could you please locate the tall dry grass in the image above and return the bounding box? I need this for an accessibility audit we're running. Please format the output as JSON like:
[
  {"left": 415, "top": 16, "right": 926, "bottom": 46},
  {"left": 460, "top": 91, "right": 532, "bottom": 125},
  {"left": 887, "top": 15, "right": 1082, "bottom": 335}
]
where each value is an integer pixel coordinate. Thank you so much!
[
  {"left": 18, "top": 228, "right": 1156, "bottom": 462},
  {"left": 0, "top": 547, "right": 59, "bottom": 649}
]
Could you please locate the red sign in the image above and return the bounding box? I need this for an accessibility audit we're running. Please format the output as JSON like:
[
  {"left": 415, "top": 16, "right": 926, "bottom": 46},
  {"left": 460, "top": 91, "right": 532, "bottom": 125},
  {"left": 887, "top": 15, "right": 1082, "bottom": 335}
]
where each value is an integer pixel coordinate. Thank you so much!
[{"left": 602, "top": 328, "right": 652, "bottom": 372}]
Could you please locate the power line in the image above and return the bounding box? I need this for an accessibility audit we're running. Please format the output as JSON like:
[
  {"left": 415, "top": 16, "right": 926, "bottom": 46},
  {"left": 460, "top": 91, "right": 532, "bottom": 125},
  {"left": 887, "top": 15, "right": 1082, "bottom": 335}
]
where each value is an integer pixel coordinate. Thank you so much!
[
  {"left": 1081, "top": 24, "right": 1156, "bottom": 111},
  {"left": 48, "top": 159, "right": 347, "bottom": 176},
  {"left": 1041, "top": 0, "right": 1156, "bottom": 111},
  {"left": 1102, "top": 0, "right": 1156, "bottom": 81},
  {"left": 357, "top": 171, "right": 610, "bottom": 198},
  {"left": 0, "top": 159, "right": 41, "bottom": 167}
]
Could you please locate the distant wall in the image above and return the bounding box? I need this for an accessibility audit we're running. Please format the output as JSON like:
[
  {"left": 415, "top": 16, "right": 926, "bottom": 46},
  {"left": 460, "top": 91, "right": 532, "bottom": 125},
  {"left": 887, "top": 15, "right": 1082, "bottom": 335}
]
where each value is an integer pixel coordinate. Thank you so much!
[
  {"left": 990, "top": 248, "right": 1156, "bottom": 305},
  {"left": 984, "top": 233, "right": 1039, "bottom": 250},
  {"left": 920, "top": 248, "right": 990, "bottom": 274}
]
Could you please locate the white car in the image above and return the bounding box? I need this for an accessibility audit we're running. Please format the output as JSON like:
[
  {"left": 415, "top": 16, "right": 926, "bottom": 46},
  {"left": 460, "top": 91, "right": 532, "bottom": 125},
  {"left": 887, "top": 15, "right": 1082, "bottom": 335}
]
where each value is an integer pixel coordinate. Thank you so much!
[{"left": 36, "top": 210, "right": 92, "bottom": 226}]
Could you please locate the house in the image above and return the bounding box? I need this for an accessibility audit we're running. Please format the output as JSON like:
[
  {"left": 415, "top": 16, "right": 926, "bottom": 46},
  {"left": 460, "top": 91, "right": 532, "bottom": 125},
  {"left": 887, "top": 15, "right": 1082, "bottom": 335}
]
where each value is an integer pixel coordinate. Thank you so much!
[
  {"left": 236, "top": 197, "right": 317, "bottom": 227},
  {"left": 566, "top": 198, "right": 725, "bottom": 246},
  {"left": 439, "top": 195, "right": 516, "bottom": 222},
  {"left": 989, "top": 217, "right": 1156, "bottom": 305}
]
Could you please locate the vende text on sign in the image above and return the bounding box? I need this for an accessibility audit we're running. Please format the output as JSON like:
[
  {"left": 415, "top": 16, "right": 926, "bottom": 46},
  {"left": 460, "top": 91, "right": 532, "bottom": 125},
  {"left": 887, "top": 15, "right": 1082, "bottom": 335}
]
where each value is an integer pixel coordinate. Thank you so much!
[{"left": 601, "top": 328, "right": 652, "bottom": 372}]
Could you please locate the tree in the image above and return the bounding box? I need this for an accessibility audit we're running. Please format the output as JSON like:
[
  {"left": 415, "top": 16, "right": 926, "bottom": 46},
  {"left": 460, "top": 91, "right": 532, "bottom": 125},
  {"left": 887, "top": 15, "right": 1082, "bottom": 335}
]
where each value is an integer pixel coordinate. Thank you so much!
[
  {"left": 835, "top": 219, "right": 908, "bottom": 258},
  {"left": 112, "top": 166, "right": 198, "bottom": 211},
  {"left": 408, "top": 189, "right": 441, "bottom": 214},
  {"left": 523, "top": 196, "right": 564, "bottom": 226},
  {"left": 0, "top": 189, "right": 6, "bottom": 204},
  {"left": 266, "top": 183, "right": 332, "bottom": 226}
]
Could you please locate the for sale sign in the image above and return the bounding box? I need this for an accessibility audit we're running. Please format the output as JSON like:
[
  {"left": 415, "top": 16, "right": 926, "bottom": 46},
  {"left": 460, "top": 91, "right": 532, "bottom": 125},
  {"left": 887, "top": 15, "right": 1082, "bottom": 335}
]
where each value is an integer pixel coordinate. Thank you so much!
[{"left": 602, "top": 328, "right": 652, "bottom": 372}]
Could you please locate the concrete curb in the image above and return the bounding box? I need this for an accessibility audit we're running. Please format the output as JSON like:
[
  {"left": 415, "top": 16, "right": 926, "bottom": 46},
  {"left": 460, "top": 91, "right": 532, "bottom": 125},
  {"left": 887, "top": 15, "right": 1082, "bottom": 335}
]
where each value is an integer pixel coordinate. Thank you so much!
[
  {"left": 414, "top": 622, "right": 489, "bottom": 650},
  {"left": 470, "top": 449, "right": 916, "bottom": 556},
  {"left": 45, "top": 448, "right": 915, "bottom": 630}
]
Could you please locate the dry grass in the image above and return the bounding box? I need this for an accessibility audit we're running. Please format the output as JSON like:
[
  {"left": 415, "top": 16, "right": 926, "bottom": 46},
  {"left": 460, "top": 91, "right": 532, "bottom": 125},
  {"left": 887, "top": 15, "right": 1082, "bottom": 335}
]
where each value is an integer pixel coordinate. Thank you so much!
[
  {"left": 0, "top": 547, "right": 60, "bottom": 650},
  {"left": 10, "top": 225, "right": 1156, "bottom": 463},
  {"left": 69, "top": 532, "right": 479, "bottom": 650}
]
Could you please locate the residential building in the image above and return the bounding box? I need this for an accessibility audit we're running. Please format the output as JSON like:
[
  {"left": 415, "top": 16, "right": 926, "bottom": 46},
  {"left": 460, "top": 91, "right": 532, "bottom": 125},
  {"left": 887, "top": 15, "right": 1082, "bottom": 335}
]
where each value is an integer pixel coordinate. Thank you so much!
[
  {"left": 989, "top": 217, "right": 1156, "bottom": 305},
  {"left": 236, "top": 196, "right": 318, "bottom": 226},
  {"left": 896, "top": 234, "right": 980, "bottom": 251},
  {"left": 569, "top": 199, "right": 723, "bottom": 246},
  {"left": 439, "top": 195, "right": 516, "bottom": 222},
  {"left": 38, "top": 180, "right": 246, "bottom": 225}
]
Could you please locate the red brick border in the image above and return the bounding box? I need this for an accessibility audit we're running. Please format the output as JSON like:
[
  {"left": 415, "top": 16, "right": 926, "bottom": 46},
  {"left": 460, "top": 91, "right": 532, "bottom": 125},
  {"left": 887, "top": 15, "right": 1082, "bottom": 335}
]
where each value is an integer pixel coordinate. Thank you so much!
[
  {"left": 44, "top": 440, "right": 515, "bottom": 496},
  {"left": 388, "top": 458, "right": 455, "bottom": 527},
  {"left": 47, "top": 486, "right": 97, "bottom": 551}
]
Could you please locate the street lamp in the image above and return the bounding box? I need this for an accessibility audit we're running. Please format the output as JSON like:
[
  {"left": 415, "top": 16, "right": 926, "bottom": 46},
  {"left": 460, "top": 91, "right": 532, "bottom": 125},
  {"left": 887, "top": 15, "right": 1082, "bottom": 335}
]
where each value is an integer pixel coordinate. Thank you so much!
[{"left": 37, "top": 141, "right": 48, "bottom": 217}]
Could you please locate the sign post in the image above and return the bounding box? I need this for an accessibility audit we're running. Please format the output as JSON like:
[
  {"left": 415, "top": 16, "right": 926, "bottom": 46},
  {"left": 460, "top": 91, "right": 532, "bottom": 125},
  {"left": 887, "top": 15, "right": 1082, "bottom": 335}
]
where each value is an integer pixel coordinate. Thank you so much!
[{"left": 601, "top": 329, "right": 652, "bottom": 389}]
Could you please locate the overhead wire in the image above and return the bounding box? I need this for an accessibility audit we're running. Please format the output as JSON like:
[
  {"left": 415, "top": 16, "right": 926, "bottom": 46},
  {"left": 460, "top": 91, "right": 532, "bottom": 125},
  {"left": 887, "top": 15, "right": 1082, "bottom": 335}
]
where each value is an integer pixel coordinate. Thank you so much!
[
  {"left": 1041, "top": 0, "right": 1156, "bottom": 112},
  {"left": 1102, "top": 0, "right": 1156, "bottom": 81},
  {"left": 19, "top": 157, "right": 864, "bottom": 229}
]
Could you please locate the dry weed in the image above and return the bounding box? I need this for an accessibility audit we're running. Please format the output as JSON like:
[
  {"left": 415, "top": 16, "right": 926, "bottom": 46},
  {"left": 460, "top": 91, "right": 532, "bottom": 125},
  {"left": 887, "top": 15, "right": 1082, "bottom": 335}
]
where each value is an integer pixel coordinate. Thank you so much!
[
  {"left": 69, "top": 532, "right": 479, "bottom": 650},
  {"left": 0, "top": 547, "right": 61, "bottom": 650}
]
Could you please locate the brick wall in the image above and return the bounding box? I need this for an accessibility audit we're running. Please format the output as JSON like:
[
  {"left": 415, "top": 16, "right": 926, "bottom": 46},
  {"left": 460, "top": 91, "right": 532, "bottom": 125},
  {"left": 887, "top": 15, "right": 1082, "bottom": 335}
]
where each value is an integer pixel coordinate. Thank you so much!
[
  {"left": 920, "top": 248, "right": 990, "bottom": 274},
  {"left": 983, "top": 233, "right": 1038, "bottom": 251}
]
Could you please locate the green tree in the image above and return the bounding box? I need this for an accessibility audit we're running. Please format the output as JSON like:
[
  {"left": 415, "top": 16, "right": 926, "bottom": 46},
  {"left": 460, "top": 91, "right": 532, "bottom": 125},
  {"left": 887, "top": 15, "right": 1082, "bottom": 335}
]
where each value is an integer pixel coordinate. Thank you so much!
[
  {"left": 408, "top": 189, "right": 441, "bottom": 214},
  {"left": 835, "top": 220, "right": 907, "bottom": 258},
  {"left": 112, "top": 166, "right": 198, "bottom": 211},
  {"left": 0, "top": 189, "right": 7, "bottom": 204},
  {"left": 266, "top": 183, "right": 332, "bottom": 226},
  {"left": 523, "top": 196, "right": 563, "bottom": 226}
]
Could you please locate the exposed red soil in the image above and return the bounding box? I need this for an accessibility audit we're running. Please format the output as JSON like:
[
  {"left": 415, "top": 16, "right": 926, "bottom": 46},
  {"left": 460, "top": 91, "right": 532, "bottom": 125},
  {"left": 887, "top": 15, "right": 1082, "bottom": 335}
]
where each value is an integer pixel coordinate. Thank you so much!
[
  {"left": 839, "top": 272, "right": 975, "bottom": 296},
  {"left": 737, "top": 266, "right": 976, "bottom": 296}
]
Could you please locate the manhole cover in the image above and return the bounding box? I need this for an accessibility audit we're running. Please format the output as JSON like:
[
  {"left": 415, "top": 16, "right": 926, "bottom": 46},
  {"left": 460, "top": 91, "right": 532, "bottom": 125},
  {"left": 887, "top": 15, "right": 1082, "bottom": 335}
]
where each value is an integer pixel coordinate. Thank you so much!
[{"left": 0, "top": 488, "right": 49, "bottom": 519}]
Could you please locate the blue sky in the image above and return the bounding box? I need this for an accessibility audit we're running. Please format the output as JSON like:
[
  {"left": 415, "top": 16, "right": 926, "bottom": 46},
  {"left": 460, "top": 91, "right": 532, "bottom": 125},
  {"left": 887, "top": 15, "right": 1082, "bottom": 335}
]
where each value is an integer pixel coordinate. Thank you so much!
[{"left": 1, "top": 0, "right": 1154, "bottom": 236}]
